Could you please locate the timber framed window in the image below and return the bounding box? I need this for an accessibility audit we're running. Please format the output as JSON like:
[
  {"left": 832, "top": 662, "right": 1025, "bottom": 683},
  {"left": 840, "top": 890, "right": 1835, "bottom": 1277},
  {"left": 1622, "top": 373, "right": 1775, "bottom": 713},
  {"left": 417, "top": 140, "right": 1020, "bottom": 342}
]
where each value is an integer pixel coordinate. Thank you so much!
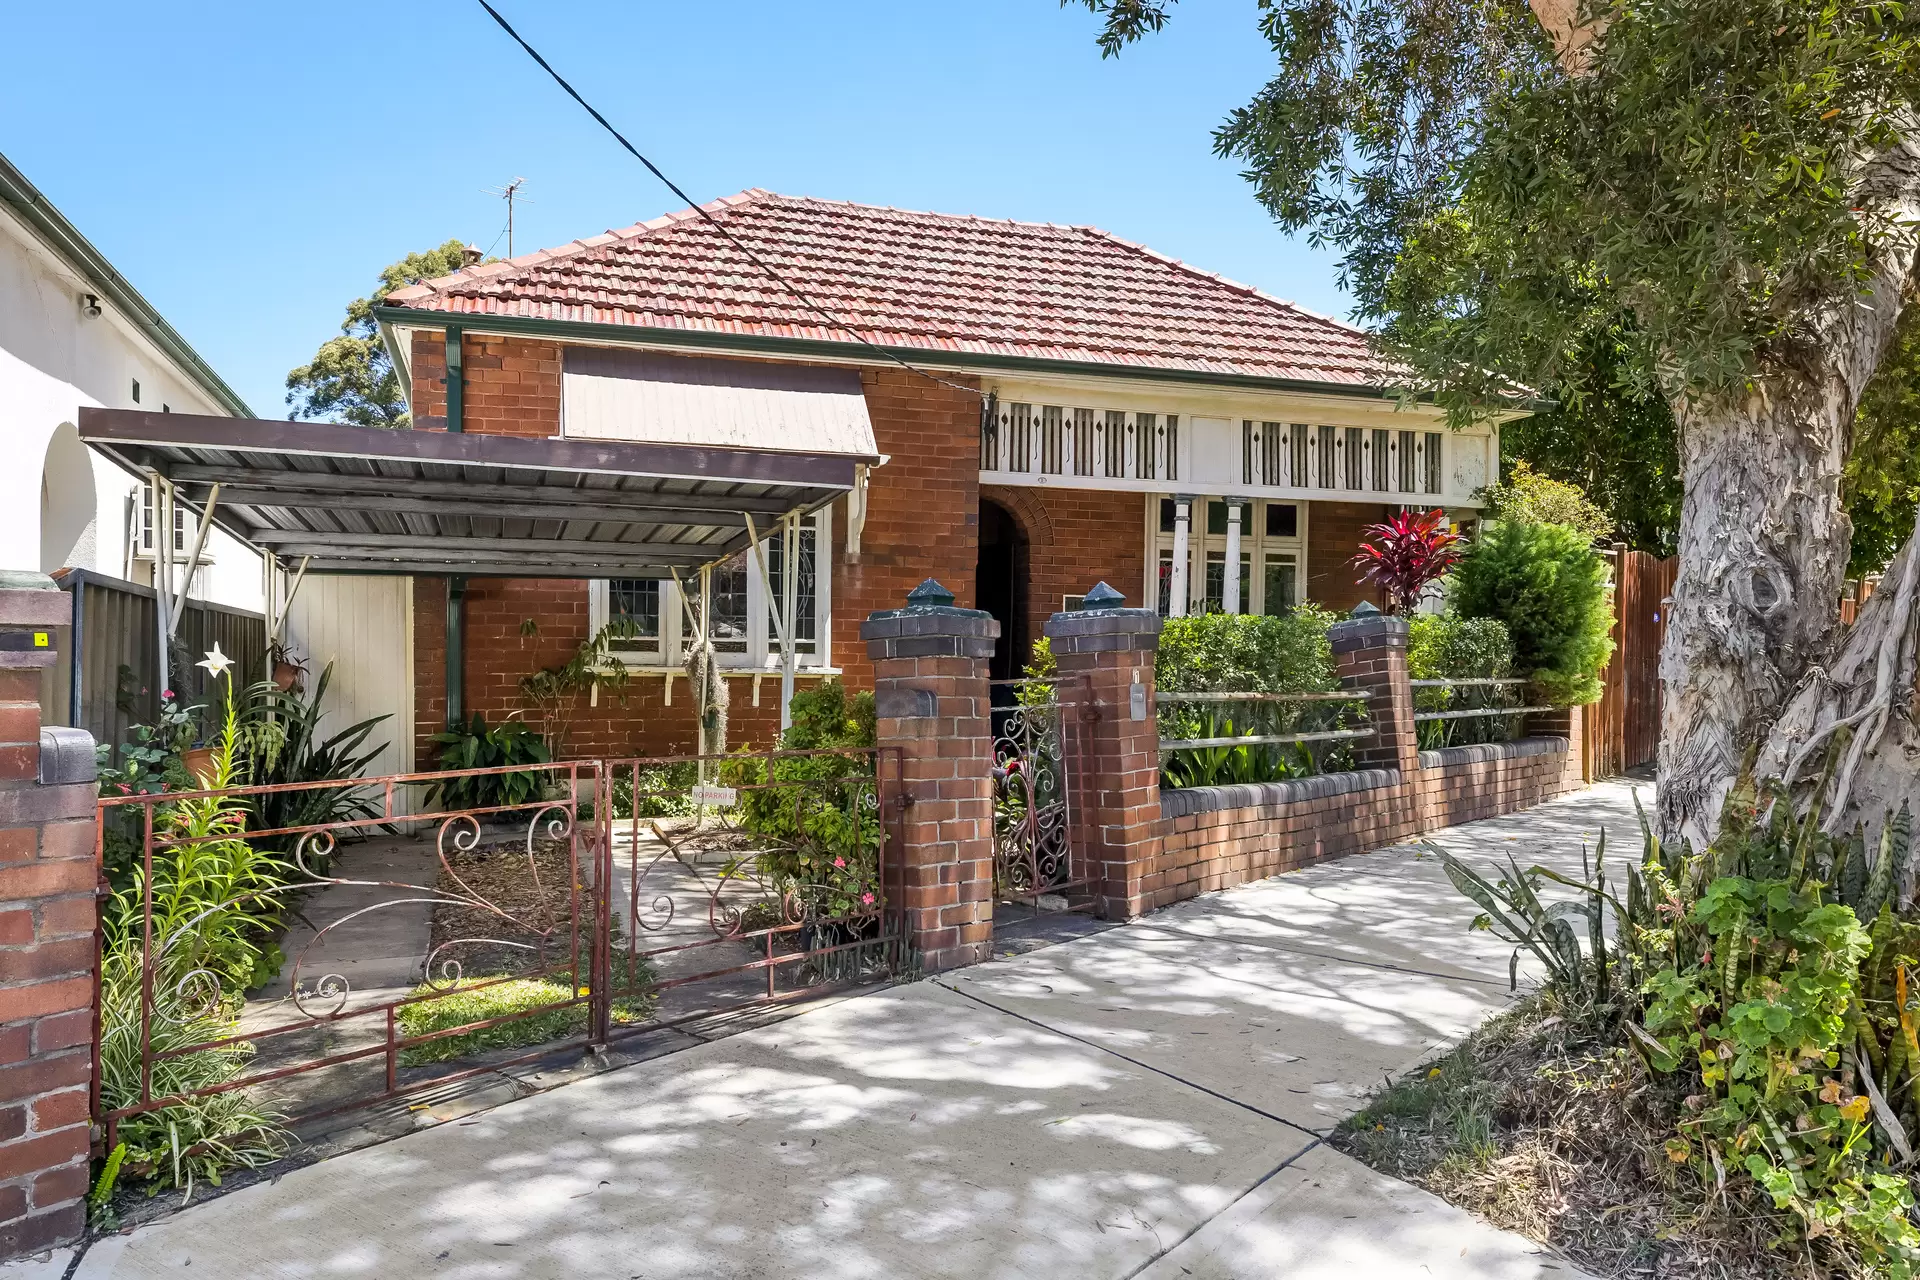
[
  {"left": 1150, "top": 497, "right": 1307, "bottom": 617},
  {"left": 591, "top": 506, "right": 834, "bottom": 670}
]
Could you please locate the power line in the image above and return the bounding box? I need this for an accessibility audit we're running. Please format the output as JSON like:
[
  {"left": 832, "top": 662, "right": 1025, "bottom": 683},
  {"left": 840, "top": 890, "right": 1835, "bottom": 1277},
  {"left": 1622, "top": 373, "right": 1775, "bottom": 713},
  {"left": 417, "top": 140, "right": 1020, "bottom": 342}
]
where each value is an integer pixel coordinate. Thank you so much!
[{"left": 473, "top": 0, "right": 982, "bottom": 399}]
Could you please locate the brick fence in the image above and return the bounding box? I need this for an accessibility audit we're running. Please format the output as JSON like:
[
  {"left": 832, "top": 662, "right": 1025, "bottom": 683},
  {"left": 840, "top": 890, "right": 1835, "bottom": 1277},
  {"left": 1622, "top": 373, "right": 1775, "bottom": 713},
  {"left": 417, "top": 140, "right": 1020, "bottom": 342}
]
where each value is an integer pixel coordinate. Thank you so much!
[
  {"left": 0, "top": 573, "right": 98, "bottom": 1259},
  {"left": 1032, "top": 593, "right": 1586, "bottom": 920}
]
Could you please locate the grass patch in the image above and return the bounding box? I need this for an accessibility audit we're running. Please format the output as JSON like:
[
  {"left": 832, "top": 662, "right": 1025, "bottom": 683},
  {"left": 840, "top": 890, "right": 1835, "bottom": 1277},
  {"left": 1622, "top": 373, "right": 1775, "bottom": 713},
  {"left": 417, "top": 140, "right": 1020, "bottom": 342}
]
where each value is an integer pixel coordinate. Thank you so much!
[
  {"left": 1334, "top": 989, "right": 1809, "bottom": 1279},
  {"left": 396, "top": 956, "right": 655, "bottom": 1066}
]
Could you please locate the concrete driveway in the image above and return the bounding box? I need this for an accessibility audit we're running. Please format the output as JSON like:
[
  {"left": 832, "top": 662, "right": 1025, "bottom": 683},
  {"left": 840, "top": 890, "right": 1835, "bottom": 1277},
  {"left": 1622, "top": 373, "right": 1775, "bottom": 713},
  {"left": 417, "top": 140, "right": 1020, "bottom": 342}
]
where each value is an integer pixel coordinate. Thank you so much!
[{"left": 28, "top": 781, "right": 1643, "bottom": 1280}]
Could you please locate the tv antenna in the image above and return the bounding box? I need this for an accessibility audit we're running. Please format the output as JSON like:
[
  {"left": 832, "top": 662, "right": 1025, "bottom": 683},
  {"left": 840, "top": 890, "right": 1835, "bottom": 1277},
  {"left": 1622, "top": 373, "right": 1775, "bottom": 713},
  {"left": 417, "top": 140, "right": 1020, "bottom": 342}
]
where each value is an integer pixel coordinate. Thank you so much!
[{"left": 483, "top": 177, "right": 530, "bottom": 256}]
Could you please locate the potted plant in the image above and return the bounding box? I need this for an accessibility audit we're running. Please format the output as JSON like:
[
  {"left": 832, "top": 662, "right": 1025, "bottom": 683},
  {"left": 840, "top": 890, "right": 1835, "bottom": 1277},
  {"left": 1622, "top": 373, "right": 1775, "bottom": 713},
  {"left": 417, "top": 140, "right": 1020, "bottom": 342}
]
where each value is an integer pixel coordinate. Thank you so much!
[{"left": 267, "top": 640, "right": 307, "bottom": 694}]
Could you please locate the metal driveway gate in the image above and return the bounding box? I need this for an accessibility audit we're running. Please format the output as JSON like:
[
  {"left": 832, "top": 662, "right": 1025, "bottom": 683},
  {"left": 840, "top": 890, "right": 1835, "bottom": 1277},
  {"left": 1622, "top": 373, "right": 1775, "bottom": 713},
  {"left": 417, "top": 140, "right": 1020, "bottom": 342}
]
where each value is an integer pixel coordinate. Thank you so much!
[{"left": 92, "top": 748, "right": 901, "bottom": 1156}]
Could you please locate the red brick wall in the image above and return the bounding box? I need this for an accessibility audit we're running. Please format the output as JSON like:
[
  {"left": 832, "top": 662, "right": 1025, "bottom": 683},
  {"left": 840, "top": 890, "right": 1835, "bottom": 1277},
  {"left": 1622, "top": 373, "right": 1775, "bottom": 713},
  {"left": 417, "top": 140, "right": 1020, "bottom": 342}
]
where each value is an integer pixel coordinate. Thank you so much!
[
  {"left": 0, "top": 660, "right": 96, "bottom": 1258},
  {"left": 835, "top": 369, "right": 983, "bottom": 691},
  {"left": 1308, "top": 500, "right": 1391, "bottom": 612},
  {"left": 1151, "top": 743, "right": 1583, "bottom": 912},
  {"left": 463, "top": 336, "right": 561, "bottom": 438},
  {"left": 983, "top": 485, "right": 1146, "bottom": 661},
  {"left": 409, "top": 330, "right": 447, "bottom": 431}
]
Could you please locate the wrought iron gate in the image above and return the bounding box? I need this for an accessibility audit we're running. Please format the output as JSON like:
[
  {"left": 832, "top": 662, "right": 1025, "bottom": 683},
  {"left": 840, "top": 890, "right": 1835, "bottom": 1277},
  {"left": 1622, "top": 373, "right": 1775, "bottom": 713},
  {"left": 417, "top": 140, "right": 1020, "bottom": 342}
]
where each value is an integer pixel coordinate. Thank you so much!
[
  {"left": 989, "top": 676, "right": 1090, "bottom": 913},
  {"left": 91, "top": 748, "right": 901, "bottom": 1157}
]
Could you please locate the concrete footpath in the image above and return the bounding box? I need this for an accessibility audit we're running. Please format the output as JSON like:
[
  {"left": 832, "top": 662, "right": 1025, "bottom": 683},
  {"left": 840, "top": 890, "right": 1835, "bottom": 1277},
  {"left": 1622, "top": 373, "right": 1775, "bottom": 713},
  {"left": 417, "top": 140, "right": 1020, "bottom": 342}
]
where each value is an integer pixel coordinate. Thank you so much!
[{"left": 20, "top": 782, "right": 1644, "bottom": 1280}]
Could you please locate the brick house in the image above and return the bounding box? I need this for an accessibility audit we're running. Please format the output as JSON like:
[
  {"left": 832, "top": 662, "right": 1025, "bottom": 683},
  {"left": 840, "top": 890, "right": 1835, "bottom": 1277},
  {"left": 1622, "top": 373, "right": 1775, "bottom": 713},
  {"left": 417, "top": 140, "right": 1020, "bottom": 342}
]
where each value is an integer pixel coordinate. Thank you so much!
[{"left": 373, "top": 189, "right": 1501, "bottom": 762}]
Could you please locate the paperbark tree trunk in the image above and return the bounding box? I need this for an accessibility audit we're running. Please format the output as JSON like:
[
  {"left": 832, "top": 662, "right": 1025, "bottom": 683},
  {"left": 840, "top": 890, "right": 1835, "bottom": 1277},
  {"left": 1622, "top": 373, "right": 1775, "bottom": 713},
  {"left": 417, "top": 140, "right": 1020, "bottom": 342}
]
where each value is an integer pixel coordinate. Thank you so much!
[
  {"left": 1656, "top": 385, "right": 1853, "bottom": 844},
  {"left": 1656, "top": 139, "right": 1920, "bottom": 846},
  {"left": 1757, "top": 506, "right": 1920, "bottom": 839}
]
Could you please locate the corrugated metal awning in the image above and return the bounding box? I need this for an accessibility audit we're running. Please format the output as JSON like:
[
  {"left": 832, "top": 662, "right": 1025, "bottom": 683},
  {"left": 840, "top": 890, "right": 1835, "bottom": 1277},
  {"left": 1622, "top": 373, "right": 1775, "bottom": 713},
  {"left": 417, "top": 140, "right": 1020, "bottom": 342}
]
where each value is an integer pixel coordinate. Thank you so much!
[
  {"left": 560, "top": 347, "right": 878, "bottom": 457},
  {"left": 78, "top": 407, "right": 864, "bottom": 579}
]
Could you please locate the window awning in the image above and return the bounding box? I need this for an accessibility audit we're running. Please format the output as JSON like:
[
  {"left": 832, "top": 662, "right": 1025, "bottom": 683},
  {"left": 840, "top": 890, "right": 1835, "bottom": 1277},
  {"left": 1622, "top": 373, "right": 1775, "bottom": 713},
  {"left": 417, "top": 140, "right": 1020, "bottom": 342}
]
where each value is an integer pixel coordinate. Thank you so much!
[
  {"left": 560, "top": 347, "right": 879, "bottom": 457},
  {"left": 77, "top": 407, "right": 869, "bottom": 579}
]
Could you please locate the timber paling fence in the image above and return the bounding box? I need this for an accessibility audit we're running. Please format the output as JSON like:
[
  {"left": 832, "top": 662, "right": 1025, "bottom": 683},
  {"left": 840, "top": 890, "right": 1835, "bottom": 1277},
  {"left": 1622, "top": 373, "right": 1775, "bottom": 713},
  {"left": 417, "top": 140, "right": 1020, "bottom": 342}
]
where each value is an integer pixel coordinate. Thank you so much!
[
  {"left": 1588, "top": 548, "right": 1675, "bottom": 780},
  {"left": 50, "top": 568, "right": 267, "bottom": 752}
]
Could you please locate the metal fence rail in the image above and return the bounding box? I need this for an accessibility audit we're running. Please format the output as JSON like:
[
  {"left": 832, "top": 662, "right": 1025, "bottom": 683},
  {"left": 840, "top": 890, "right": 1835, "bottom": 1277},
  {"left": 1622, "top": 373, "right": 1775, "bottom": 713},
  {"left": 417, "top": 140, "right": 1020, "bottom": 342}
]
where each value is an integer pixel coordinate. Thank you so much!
[
  {"left": 1409, "top": 677, "right": 1542, "bottom": 747},
  {"left": 1156, "top": 689, "right": 1373, "bottom": 789}
]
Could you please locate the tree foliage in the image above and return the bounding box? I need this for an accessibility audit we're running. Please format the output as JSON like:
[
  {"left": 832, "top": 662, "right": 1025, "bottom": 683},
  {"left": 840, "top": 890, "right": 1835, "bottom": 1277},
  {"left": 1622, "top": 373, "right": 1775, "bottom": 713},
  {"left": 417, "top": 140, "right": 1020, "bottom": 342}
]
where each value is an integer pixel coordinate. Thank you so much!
[
  {"left": 285, "top": 240, "right": 470, "bottom": 428},
  {"left": 1071, "top": 0, "right": 1920, "bottom": 410},
  {"left": 1496, "top": 323, "right": 1684, "bottom": 555},
  {"left": 1847, "top": 307, "right": 1920, "bottom": 578},
  {"left": 1508, "top": 312, "right": 1920, "bottom": 570}
]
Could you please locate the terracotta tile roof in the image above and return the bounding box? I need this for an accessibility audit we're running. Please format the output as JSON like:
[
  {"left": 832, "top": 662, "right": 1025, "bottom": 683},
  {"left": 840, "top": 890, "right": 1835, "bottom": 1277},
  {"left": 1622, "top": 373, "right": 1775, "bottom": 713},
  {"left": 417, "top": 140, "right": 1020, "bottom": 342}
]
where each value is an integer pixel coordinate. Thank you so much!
[{"left": 384, "top": 189, "right": 1388, "bottom": 387}]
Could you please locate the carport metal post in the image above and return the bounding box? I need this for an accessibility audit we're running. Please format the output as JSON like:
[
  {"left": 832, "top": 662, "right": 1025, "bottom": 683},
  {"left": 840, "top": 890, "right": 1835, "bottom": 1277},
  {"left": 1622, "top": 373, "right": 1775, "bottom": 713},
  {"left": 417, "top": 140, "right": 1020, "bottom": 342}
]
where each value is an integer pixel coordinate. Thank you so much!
[
  {"left": 745, "top": 511, "right": 800, "bottom": 733},
  {"left": 446, "top": 575, "right": 466, "bottom": 725},
  {"left": 149, "top": 474, "right": 170, "bottom": 700}
]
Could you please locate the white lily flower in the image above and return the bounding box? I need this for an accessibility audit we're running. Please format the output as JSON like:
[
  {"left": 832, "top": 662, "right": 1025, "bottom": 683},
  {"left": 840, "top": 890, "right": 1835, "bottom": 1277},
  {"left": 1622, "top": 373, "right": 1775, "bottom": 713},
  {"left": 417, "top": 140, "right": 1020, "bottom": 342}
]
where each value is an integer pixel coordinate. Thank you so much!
[{"left": 196, "top": 642, "right": 234, "bottom": 679}]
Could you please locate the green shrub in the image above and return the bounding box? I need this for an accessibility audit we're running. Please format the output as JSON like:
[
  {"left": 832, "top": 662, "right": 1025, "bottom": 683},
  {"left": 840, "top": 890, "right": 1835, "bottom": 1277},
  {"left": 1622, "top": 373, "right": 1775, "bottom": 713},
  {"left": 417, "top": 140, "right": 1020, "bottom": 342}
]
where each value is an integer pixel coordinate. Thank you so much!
[
  {"left": 1157, "top": 609, "right": 1356, "bottom": 788},
  {"left": 1157, "top": 607, "right": 1339, "bottom": 694},
  {"left": 611, "top": 759, "right": 701, "bottom": 819},
  {"left": 722, "top": 680, "right": 881, "bottom": 921},
  {"left": 1626, "top": 780, "right": 1920, "bottom": 1272},
  {"left": 427, "top": 713, "right": 552, "bottom": 811},
  {"left": 1447, "top": 520, "right": 1613, "bottom": 705},
  {"left": 1408, "top": 614, "right": 1518, "bottom": 748},
  {"left": 1477, "top": 459, "right": 1615, "bottom": 544},
  {"left": 1406, "top": 613, "right": 1513, "bottom": 683}
]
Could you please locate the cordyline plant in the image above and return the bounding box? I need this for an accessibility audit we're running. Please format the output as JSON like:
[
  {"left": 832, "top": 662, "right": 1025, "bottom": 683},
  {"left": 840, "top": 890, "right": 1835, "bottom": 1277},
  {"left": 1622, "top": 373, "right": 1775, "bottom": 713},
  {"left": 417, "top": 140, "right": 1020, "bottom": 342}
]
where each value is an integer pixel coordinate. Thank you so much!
[{"left": 1350, "top": 509, "right": 1464, "bottom": 614}]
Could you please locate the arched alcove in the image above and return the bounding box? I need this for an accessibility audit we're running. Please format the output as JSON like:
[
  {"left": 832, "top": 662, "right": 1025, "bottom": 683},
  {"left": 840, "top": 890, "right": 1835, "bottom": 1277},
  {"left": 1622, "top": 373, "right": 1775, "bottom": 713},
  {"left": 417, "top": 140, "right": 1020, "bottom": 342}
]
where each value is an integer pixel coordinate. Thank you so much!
[{"left": 40, "top": 422, "right": 97, "bottom": 574}]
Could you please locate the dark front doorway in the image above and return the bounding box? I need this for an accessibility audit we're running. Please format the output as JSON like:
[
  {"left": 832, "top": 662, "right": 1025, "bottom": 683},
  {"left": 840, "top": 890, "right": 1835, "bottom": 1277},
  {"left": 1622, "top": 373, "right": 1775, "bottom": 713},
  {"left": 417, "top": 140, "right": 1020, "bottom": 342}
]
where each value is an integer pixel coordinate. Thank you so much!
[{"left": 976, "top": 498, "right": 1029, "bottom": 684}]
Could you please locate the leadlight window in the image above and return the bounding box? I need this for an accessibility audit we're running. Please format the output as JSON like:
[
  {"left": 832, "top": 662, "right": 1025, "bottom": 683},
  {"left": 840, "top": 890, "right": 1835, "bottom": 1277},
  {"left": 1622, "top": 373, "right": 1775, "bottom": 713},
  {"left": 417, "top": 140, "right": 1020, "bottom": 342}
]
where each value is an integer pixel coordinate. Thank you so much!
[
  {"left": 764, "top": 521, "right": 819, "bottom": 652},
  {"left": 607, "top": 579, "right": 661, "bottom": 639}
]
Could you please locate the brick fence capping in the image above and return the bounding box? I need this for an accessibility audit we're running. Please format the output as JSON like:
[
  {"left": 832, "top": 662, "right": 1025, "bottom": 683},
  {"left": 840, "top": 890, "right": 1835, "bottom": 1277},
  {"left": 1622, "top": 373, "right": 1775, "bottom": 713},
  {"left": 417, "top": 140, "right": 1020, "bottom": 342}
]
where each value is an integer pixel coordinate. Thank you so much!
[{"left": 1, "top": 572, "right": 98, "bottom": 1262}]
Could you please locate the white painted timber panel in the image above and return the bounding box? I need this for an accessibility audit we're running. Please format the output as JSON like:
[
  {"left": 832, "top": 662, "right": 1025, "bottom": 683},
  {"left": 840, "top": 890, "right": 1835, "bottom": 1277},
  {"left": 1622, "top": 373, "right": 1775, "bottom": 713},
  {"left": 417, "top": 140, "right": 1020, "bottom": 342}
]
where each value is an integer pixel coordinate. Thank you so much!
[{"left": 283, "top": 575, "right": 414, "bottom": 812}]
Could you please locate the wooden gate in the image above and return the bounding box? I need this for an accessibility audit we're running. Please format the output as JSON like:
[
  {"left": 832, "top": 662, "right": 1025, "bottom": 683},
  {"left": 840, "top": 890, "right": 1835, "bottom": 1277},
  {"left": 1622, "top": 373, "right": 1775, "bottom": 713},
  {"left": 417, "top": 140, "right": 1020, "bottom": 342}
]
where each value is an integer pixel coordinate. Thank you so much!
[{"left": 1588, "top": 548, "right": 1676, "bottom": 778}]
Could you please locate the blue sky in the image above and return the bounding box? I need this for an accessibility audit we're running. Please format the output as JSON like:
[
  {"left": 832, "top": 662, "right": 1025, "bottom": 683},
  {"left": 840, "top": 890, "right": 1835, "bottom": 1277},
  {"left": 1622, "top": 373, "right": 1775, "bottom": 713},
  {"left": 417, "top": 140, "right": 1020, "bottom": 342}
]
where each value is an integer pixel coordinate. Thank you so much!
[{"left": 2, "top": 1, "right": 1353, "bottom": 418}]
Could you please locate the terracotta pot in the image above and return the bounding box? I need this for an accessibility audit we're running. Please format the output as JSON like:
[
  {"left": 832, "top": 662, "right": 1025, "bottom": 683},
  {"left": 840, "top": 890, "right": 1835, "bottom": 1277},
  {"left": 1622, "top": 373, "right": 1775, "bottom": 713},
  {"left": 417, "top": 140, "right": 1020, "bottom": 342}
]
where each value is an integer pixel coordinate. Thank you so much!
[
  {"left": 182, "top": 747, "right": 218, "bottom": 788},
  {"left": 272, "top": 661, "right": 303, "bottom": 692}
]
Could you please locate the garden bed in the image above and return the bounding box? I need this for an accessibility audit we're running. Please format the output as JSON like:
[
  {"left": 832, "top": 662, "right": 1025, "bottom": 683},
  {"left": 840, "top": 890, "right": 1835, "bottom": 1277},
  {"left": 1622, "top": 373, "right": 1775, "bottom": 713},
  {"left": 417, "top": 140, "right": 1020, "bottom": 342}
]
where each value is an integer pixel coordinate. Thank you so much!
[
  {"left": 405, "top": 837, "right": 653, "bottom": 1065},
  {"left": 1334, "top": 991, "right": 1849, "bottom": 1279}
]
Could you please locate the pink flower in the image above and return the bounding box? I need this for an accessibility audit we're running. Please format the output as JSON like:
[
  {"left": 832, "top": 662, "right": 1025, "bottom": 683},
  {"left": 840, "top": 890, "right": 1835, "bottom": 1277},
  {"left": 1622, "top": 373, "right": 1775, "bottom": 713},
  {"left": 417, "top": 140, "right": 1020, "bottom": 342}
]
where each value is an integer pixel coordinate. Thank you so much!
[
  {"left": 860, "top": 892, "right": 875, "bottom": 906},
  {"left": 161, "top": 689, "right": 174, "bottom": 700},
  {"left": 833, "top": 857, "right": 846, "bottom": 868}
]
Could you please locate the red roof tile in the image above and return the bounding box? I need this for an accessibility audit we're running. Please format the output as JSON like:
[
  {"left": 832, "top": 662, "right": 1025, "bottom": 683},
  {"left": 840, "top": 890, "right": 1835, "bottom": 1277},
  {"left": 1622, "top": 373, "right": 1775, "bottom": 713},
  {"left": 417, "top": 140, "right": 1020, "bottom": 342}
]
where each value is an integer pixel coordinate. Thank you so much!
[{"left": 384, "top": 189, "right": 1387, "bottom": 387}]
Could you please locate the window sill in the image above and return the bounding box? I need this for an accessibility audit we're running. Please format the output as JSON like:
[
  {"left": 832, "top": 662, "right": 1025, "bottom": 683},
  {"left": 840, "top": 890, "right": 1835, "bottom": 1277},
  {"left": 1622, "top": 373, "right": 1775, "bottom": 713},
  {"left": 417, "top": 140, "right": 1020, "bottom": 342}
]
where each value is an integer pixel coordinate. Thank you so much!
[{"left": 597, "top": 660, "right": 841, "bottom": 678}]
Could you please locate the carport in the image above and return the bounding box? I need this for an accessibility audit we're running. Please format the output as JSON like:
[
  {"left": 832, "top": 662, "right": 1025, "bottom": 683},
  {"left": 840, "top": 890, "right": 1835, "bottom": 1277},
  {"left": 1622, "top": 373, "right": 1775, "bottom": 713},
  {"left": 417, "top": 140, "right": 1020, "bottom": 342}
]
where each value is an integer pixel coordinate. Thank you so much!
[{"left": 76, "top": 405, "right": 881, "bottom": 732}]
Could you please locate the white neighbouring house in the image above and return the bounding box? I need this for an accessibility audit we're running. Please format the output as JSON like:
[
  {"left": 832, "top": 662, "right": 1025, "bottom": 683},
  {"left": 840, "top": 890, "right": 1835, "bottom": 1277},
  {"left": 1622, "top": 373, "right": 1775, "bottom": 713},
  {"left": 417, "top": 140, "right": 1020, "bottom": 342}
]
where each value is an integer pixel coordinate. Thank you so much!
[{"left": 0, "top": 149, "right": 259, "bottom": 607}]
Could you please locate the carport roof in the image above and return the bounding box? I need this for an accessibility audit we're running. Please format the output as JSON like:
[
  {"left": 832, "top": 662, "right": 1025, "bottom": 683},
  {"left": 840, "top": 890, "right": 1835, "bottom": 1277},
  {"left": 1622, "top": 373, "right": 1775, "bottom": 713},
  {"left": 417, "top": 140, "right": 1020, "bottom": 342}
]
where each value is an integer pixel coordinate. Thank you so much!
[{"left": 77, "top": 407, "right": 865, "bottom": 578}]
